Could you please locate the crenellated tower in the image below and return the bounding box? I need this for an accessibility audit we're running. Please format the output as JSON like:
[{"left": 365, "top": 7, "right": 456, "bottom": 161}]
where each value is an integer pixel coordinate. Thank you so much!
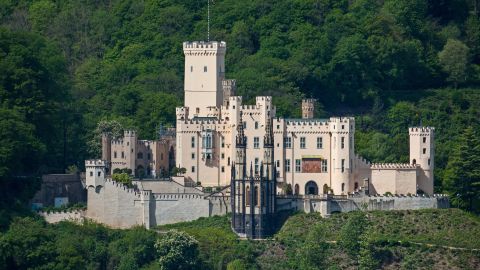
[
  {"left": 302, "top": 99, "right": 316, "bottom": 119},
  {"left": 183, "top": 41, "right": 226, "bottom": 118},
  {"left": 329, "top": 117, "right": 355, "bottom": 195},
  {"left": 409, "top": 127, "right": 435, "bottom": 195},
  {"left": 101, "top": 132, "right": 111, "bottom": 174}
]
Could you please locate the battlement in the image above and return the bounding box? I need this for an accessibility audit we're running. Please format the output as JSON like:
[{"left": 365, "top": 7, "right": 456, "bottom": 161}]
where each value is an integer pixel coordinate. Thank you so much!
[
  {"left": 355, "top": 154, "right": 371, "bottom": 166},
  {"left": 112, "top": 139, "right": 124, "bottom": 145},
  {"left": 329, "top": 117, "right": 355, "bottom": 123},
  {"left": 370, "top": 163, "right": 419, "bottom": 170},
  {"left": 409, "top": 126, "right": 435, "bottom": 134},
  {"left": 222, "top": 79, "right": 236, "bottom": 87},
  {"left": 85, "top": 159, "right": 105, "bottom": 167},
  {"left": 183, "top": 41, "right": 226, "bottom": 55},
  {"left": 152, "top": 193, "right": 205, "bottom": 200},
  {"left": 256, "top": 96, "right": 272, "bottom": 103},
  {"left": 124, "top": 130, "right": 137, "bottom": 137},
  {"left": 229, "top": 96, "right": 243, "bottom": 102}
]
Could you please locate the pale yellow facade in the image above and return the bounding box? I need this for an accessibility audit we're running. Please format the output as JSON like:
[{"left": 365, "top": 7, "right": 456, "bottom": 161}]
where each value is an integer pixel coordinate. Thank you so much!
[{"left": 173, "top": 40, "right": 436, "bottom": 195}]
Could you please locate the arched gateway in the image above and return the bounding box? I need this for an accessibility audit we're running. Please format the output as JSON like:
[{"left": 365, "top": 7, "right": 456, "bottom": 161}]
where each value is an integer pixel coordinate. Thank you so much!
[{"left": 305, "top": 181, "right": 319, "bottom": 195}]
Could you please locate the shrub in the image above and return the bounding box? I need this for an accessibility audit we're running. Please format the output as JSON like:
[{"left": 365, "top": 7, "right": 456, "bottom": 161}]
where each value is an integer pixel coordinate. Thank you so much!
[{"left": 155, "top": 230, "right": 199, "bottom": 270}]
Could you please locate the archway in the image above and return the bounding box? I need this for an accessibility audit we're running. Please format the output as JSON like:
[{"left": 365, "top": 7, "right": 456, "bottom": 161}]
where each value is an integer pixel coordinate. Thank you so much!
[
  {"left": 294, "top": 184, "right": 299, "bottom": 195},
  {"left": 305, "top": 181, "right": 319, "bottom": 195}
]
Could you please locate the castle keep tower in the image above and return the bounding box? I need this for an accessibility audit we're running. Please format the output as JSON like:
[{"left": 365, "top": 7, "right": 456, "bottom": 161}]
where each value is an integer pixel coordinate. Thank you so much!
[
  {"left": 222, "top": 79, "right": 236, "bottom": 106},
  {"left": 85, "top": 160, "right": 106, "bottom": 188},
  {"left": 302, "top": 99, "right": 316, "bottom": 119},
  {"left": 409, "top": 127, "right": 435, "bottom": 195},
  {"left": 183, "top": 41, "right": 226, "bottom": 118},
  {"left": 101, "top": 133, "right": 111, "bottom": 173}
]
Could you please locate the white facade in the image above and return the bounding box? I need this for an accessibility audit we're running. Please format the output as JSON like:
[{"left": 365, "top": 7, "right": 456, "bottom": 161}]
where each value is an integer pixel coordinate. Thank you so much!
[{"left": 174, "top": 40, "right": 436, "bottom": 195}]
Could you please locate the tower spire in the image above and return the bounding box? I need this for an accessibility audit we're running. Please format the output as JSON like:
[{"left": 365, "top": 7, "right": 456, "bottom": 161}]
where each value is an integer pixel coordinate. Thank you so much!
[
  {"left": 264, "top": 117, "right": 273, "bottom": 147},
  {"left": 236, "top": 111, "right": 246, "bottom": 147}
]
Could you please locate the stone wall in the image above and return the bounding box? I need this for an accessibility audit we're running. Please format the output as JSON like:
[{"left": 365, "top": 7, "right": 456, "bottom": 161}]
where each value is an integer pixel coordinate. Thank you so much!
[{"left": 38, "top": 210, "right": 86, "bottom": 224}]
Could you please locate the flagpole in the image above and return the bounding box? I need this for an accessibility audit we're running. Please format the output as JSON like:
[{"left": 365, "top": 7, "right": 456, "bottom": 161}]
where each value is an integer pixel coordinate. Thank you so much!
[{"left": 207, "top": 0, "right": 210, "bottom": 42}]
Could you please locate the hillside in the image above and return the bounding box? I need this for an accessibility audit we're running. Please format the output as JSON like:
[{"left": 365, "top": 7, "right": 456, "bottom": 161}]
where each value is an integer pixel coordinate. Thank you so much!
[{"left": 159, "top": 209, "right": 480, "bottom": 269}]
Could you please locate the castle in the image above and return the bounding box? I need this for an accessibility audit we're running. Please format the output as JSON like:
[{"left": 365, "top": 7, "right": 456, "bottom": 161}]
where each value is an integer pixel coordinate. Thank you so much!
[
  {"left": 101, "top": 40, "right": 434, "bottom": 196},
  {"left": 73, "top": 40, "right": 447, "bottom": 237}
]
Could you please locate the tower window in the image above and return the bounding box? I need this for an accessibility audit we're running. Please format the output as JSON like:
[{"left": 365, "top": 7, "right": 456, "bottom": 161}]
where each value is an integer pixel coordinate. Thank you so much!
[
  {"left": 322, "top": 160, "right": 328, "bottom": 172},
  {"left": 255, "top": 158, "right": 259, "bottom": 175},
  {"left": 428, "top": 159, "right": 431, "bottom": 165},
  {"left": 190, "top": 66, "right": 193, "bottom": 72},
  {"left": 221, "top": 166, "right": 225, "bottom": 173},
  {"left": 295, "top": 159, "right": 301, "bottom": 172},
  {"left": 423, "top": 148, "right": 426, "bottom": 154},
  {"left": 243, "top": 121, "right": 247, "bottom": 129},
  {"left": 300, "top": 137, "right": 306, "bottom": 149},
  {"left": 90, "top": 171, "right": 93, "bottom": 177},
  {"left": 284, "top": 137, "right": 292, "bottom": 148},
  {"left": 341, "top": 137, "right": 345, "bottom": 149},
  {"left": 255, "top": 122, "right": 259, "bottom": 129},
  {"left": 114, "top": 151, "right": 117, "bottom": 158},
  {"left": 342, "top": 183, "right": 345, "bottom": 192},
  {"left": 221, "top": 153, "right": 225, "bottom": 159},
  {"left": 98, "top": 171, "right": 101, "bottom": 177},
  {"left": 285, "top": 159, "right": 291, "bottom": 172},
  {"left": 121, "top": 152, "right": 125, "bottom": 158},
  {"left": 204, "top": 66, "right": 207, "bottom": 72},
  {"left": 317, "top": 137, "right": 323, "bottom": 149},
  {"left": 253, "top": 137, "right": 260, "bottom": 149},
  {"left": 191, "top": 136, "right": 195, "bottom": 148},
  {"left": 341, "top": 159, "right": 345, "bottom": 173},
  {"left": 192, "top": 153, "right": 195, "bottom": 159},
  {"left": 191, "top": 166, "right": 195, "bottom": 173},
  {"left": 228, "top": 157, "right": 230, "bottom": 165},
  {"left": 423, "top": 137, "right": 426, "bottom": 143}
]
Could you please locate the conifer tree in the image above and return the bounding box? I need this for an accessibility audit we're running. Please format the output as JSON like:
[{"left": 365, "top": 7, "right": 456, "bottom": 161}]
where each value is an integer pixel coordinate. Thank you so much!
[{"left": 443, "top": 127, "right": 480, "bottom": 212}]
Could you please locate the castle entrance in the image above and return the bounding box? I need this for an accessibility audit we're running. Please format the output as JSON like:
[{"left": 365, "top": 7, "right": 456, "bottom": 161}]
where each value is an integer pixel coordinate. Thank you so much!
[{"left": 305, "top": 181, "right": 318, "bottom": 195}]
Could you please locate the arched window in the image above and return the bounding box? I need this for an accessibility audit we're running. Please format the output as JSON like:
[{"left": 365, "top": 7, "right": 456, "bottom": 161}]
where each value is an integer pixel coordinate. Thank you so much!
[
  {"left": 354, "top": 182, "right": 359, "bottom": 190},
  {"left": 137, "top": 152, "right": 143, "bottom": 159},
  {"left": 305, "top": 181, "right": 318, "bottom": 195},
  {"left": 341, "top": 183, "right": 345, "bottom": 192},
  {"left": 294, "top": 184, "right": 299, "bottom": 195},
  {"left": 254, "top": 186, "right": 259, "bottom": 206},
  {"left": 246, "top": 186, "right": 251, "bottom": 206},
  {"left": 412, "top": 159, "right": 416, "bottom": 165}
]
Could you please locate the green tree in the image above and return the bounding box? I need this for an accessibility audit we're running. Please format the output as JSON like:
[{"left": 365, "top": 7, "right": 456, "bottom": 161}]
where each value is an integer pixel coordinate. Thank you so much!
[
  {"left": 155, "top": 230, "right": 199, "bottom": 270},
  {"left": 443, "top": 127, "right": 480, "bottom": 212},
  {"left": 338, "top": 211, "right": 369, "bottom": 257},
  {"left": 438, "top": 39, "right": 470, "bottom": 88},
  {"left": 297, "top": 223, "right": 330, "bottom": 269}
]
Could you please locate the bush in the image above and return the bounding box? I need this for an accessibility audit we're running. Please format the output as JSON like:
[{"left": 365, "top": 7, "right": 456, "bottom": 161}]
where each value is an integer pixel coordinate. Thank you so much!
[{"left": 155, "top": 230, "right": 199, "bottom": 270}]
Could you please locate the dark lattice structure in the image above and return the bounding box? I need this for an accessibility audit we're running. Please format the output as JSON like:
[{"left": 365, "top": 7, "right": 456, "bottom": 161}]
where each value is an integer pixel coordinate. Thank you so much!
[{"left": 231, "top": 114, "right": 277, "bottom": 239}]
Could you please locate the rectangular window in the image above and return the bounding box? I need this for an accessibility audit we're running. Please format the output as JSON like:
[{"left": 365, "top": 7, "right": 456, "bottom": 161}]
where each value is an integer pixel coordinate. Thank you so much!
[
  {"left": 317, "top": 137, "right": 323, "bottom": 149},
  {"left": 90, "top": 171, "right": 93, "bottom": 177},
  {"left": 121, "top": 152, "right": 125, "bottom": 158},
  {"left": 221, "top": 153, "right": 225, "bottom": 159},
  {"left": 341, "top": 137, "right": 345, "bottom": 149},
  {"left": 284, "top": 137, "right": 292, "bottom": 148},
  {"left": 255, "top": 158, "right": 259, "bottom": 175},
  {"left": 114, "top": 152, "right": 117, "bottom": 158},
  {"left": 300, "top": 137, "right": 306, "bottom": 149},
  {"left": 221, "top": 137, "right": 225, "bottom": 148},
  {"left": 221, "top": 166, "right": 225, "bottom": 173},
  {"left": 423, "top": 148, "right": 426, "bottom": 154},
  {"left": 228, "top": 157, "right": 231, "bottom": 165},
  {"left": 243, "top": 121, "right": 247, "bottom": 129},
  {"left": 191, "top": 136, "right": 195, "bottom": 148},
  {"left": 295, "top": 159, "right": 301, "bottom": 172},
  {"left": 192, "top": 153, "right": 195, "bottom": 159},
  {"left": 276, "top": 160, "right": 280, "bottom": 167},
  {"left": 98, "top": 171, "right": 101, "bottom": 177},
  {"left": 191, "top": 166, "right": 195, "bottom": 173},
  {"left": 322, "top": 160, "right": 328, "bottom": 172},
  {"left": 423, "top": 137, "right": 426, "bottom": 143},
  {"left": 255, "top": 122, "right": 259, "bottom": 129},
  {"left": 253, "top": 137, "right": 260, "bottom": 149},
  {"left": 285, "top": 159, "right": 291, "bottom": 172},
  {"left": 190, "top": 66, "right": 193, "bottom": 72},
  {"left": 204, "top": 66, "right": 207, "bottom": 72},
  {"left": 341, "top": 159, "right": 345, "bottom": 173}
]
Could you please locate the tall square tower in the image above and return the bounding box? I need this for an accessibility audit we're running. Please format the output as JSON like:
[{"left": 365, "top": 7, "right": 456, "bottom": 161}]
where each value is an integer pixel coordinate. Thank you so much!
[{"left": 183, "top": 41, "right": 226, "bottom": 118}]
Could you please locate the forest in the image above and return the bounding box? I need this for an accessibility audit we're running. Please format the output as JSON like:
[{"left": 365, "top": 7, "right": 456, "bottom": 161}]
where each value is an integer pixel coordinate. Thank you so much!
[{"left": 0, "top": 0, "right": 480, "bottom": 227}]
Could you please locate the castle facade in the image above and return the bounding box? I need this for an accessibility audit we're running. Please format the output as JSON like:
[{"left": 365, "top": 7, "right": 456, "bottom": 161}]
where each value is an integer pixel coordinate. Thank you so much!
[{"left": 174, "top": 41, "right": 434, "bottom": 196}]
